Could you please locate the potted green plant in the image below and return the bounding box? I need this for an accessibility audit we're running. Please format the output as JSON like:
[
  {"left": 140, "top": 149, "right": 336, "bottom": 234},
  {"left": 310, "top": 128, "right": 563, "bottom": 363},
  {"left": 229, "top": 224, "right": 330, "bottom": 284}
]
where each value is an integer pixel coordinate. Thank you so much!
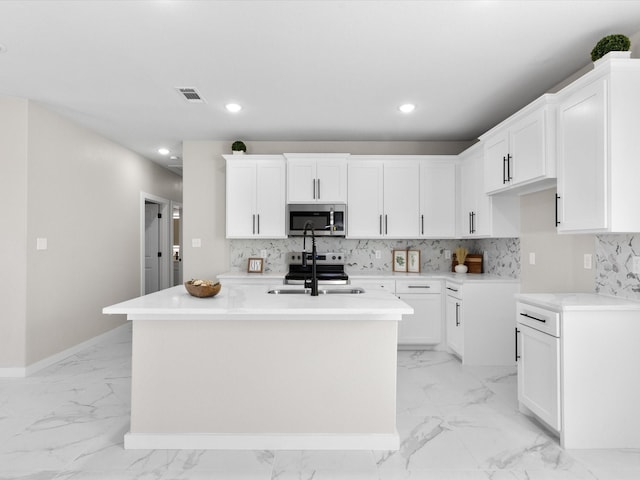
[
  {"left": 591, "top": 34, "right": 631, "bottom": 62},
  {"left": 231, "top": 140, "right": 247, "bottom": 154}
]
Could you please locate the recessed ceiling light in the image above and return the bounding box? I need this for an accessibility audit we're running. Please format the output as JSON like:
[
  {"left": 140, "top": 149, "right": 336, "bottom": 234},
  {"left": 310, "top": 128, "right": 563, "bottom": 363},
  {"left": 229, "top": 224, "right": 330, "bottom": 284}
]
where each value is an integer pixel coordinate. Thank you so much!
[
  {"left": 399, "top": 104, "right": 416, "bottom": 113},
  {"left": 225, "top": 103, "right": 242, "bottom": 113},
  {"left": 158, "top": 148, "right": 170, "bottom": 155}
]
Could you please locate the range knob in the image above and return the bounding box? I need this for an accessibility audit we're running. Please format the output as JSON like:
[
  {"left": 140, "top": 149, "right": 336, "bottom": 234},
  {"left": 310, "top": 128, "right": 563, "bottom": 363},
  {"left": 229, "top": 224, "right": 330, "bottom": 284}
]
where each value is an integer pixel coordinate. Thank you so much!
[{"left": 332, "top": 255, "right": 336, "bottom": 260}]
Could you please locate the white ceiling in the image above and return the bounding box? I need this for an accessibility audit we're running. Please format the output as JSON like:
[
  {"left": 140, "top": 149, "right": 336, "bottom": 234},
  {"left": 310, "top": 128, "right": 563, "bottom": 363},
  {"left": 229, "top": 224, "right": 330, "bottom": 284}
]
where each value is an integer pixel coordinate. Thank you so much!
[{"left": 1, "top": 1, "right": 640, "bottom": 174}]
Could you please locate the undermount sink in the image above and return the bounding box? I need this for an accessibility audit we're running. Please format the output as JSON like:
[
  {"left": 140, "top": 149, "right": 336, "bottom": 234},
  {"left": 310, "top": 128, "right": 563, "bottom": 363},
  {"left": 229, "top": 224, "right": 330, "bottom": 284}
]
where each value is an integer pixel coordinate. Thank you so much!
[{"left": 267, "top": 287, "right": 365, "bottom": 295}]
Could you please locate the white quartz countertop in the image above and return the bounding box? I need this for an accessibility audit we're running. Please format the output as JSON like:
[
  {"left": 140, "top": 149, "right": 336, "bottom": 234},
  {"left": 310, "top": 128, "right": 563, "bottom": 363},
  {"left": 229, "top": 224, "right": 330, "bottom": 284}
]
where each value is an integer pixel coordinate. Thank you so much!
[
  {"left": 103, "top": 284, "right": 413, "bottom": 320},
  {"left": 218, "top": 270, "right": 519, "bottom": 284},
  {"left": 516, "top": 293, "right": 640, "bottom": 311}
]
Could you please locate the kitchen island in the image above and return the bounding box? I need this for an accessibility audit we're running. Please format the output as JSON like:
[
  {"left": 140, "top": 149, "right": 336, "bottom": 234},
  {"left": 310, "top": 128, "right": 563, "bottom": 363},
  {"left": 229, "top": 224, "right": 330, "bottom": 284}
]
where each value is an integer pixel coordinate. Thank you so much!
[{"left": 103, "top": 284, "right": 412, "bottom": 450}]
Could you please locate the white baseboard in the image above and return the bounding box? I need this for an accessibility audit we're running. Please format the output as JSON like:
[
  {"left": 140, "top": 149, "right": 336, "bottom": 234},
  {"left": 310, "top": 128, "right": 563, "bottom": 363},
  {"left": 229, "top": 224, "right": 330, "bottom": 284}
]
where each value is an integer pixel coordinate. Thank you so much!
[
  {"left": 0, "top": 324, "right": 129, "bottom": 378},
  {"left": 124, "top": 431, "right": 400, "bottom": 451}
]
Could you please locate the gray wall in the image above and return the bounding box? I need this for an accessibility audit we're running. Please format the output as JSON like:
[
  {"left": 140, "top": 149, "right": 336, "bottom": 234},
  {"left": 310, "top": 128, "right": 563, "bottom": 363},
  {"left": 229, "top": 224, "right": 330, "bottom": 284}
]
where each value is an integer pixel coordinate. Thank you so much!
[{"left": 0, "top": 97, "right": 182, "bottom": 368}]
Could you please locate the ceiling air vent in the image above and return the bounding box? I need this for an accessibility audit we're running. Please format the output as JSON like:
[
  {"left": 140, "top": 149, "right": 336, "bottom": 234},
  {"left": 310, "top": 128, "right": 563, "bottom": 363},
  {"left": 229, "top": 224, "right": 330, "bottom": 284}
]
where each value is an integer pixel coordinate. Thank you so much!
[{"left": 176, "top": 87, "right": 205, "bottom": 103}]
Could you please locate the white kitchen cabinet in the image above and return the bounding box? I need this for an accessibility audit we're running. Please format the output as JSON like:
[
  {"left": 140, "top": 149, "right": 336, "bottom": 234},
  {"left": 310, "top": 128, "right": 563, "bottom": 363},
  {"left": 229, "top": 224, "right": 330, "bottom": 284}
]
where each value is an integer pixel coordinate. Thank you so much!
[
  {"left": 347, "top": 157, "right": 420, "bottom": 239},
  {"left": 396, "top": 279, "right": 442, "bottom": 348},
  {"left": 516, "top": 303, "right": 561, "bottom": 431},
  {"left": 285, "top": 153, "right": 348, "bottom": 203},
  {"left": 555, "top": 57, "right": 640, "bottom": 233},
  {"left": 419, "top": 158, "right": 457, "bottom": 238},
  {"left": 224, "top": 155, "right": 286, "bottom": 239},
  {"left": 445, "top": 284, "right": 463, "bottom": 357},
  {"left": 458, "top": 143, "right": 519, "bottom": 238},
  {"left": 444, "top": 279, "right": 520, "bottom": 365},
  {"left": 482, "top": 95, "right": 556, "bottom": 195},
  {"left": 516, "top": 293, "right": 640, "bottom": 449}
]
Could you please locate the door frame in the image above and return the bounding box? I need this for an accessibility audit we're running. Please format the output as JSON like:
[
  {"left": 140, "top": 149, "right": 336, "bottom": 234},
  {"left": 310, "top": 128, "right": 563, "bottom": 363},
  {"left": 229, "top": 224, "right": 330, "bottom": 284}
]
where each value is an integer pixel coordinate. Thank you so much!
[{"left": 140, "top": 192, "right": 172, "bottom": 296}]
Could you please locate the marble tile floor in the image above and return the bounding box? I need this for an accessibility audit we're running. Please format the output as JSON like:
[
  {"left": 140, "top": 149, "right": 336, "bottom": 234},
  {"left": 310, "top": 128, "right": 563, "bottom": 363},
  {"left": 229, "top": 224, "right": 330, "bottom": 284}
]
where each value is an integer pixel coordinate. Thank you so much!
[{"left": 1, "top": 325, "right": 639, "bottom": 480}]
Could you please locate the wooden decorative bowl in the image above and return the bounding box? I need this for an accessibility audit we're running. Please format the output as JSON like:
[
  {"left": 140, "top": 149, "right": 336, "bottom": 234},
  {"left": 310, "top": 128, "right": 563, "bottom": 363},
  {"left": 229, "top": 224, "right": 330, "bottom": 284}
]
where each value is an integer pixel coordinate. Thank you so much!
[{"left": 184, "top": 280, "right": 221, "bottom": 298}]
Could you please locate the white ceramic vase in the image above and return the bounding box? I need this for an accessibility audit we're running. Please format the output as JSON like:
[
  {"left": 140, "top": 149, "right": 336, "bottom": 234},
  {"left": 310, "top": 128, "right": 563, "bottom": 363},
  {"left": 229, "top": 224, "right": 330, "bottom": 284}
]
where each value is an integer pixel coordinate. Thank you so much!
[{"left": 454, "top": 264, "right": 468, "bottom": 273}]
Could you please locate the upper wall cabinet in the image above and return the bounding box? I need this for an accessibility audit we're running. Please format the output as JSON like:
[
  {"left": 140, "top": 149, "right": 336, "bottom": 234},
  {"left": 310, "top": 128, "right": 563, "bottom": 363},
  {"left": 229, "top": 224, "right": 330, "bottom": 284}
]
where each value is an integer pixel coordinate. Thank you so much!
[
  {"left": 284, "top": 153, "right": 348, "bottom": 203},
  {"left": 481, "top": 95, "right": 557, "bottom": 195},
  {"left": 224, "top": 155, "right": 287, "bottom": 239},
  {"left": 555, "top": 57, "right": 640, "bottom": 233},
  {"left": 458, "top": 143, "right": 520, "bottom": 238},
  {"left": 419, "top": 157, "right": 457, "bottom": 238},
  {"left": 347, "top": 157, "right": 420, "bottom": 239}
]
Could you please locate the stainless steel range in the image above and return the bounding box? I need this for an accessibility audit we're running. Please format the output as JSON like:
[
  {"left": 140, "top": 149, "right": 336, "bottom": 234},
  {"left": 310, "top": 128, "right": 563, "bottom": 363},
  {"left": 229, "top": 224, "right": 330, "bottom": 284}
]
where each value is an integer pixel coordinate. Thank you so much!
[{"left": 284, "top": 252, "right": 349, "bottom": 285}]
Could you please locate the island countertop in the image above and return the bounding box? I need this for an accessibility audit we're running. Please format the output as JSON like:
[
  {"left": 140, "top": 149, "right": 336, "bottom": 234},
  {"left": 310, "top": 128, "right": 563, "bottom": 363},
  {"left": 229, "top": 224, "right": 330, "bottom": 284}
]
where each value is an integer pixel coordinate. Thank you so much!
[{"left": 103, "top": 284, "right": 413, "bottom": 320}]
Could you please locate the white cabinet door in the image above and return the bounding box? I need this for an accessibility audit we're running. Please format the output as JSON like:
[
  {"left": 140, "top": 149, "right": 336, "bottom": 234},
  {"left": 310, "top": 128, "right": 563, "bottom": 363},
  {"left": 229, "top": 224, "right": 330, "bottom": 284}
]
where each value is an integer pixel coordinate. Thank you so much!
[
  {"left": 484, "top": 131, "right": 510, "bottom": 193},
  {"left": 316, "top": 160, "right": 347, "bottom": 203},
  {"left": 287, "top": 159, "right": 317, "bottom": 203},
  {"left": 397, "top": 294, "right": 442, "bottom": 347},
  {"left": 225, "top": 156, "right": 286, "bottom": 239},
  {"left": 383, "top": 161, "right": 420, "bottom": 238},
  {"left": 445, "top": 294, "right": 464, "bottom": 356},
  {"left": 556, "top": 79, "right": 607, "bottom": 232},
  {"left": 420, "top": 160, "right": 456, "bottom": 237},
  {"left": 510, "top": 107, "right": 547, "bottom": 185},
  {"left": 347, "top": 161, "right": 384, "bottom": 238},
  {"left": 517, "top": 324, "right": 560, "bottom": 431},
  {"left": 226, "top": 161, "right": 258, "bottom": 237},
  {"left": 255, "top": 162, "right": 286, "bottom": 237}
]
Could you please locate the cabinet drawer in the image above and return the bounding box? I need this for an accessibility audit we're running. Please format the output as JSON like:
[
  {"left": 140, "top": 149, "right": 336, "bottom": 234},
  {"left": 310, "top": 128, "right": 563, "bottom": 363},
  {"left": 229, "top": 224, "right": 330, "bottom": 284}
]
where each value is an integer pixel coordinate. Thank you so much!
[
  {"left": 516, "top": 302, "right": 560, "bottom": 337},
  {"left": 351, "top": 279, "right": 396, "bottom": 293},
  {"left": 445, "top": 282, "right": 462, "bottom": 299},
  {"left": 396, "top": 279, "right": 441, "bottom": 294}
]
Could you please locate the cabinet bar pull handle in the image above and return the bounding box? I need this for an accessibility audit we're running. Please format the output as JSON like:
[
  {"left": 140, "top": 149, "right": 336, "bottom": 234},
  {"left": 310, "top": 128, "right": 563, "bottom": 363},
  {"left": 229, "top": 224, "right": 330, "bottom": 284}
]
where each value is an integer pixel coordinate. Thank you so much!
[
  {"left": 507, "top": 154, "right": 512, "bottom": 181},
  {"left": 421, "top": 214, "right": 424, "bottom": 235},
  {"left": 455, "top": 302, "right": 460, "bottom": 326},
  {"left": 519, "top": 312, "right": 547, "bottom": 323},
  {"left": 379, "top": 215, "right": 383, "bottom": 235},
  {"left": 471, "top": 211, "right": 476, "bottom": 234},
  {"left": 252, "top": 214, "right": 256, "bottom": 235},
  {"left": 555, "top": 194, "right": 561, "bottom": 226},
  {"left": 385, "top": 214, "right": 388, "bottom": 235},
  {"left": 469, "top": 212, "right": 472, "bottom": 234},
  {"left": 317, "top": 179, "right": 320, "bottom": 199},
  {"left": 312, "top": 179, "right": 316, "bottom": 199},
  {"left": 257, "top": 214, "right": 260, "bottom": 234},
  {"left": 503, "top": 156, "right": 508, "bottom": 184},
  {"left": 515, "top": 328, "right": 520, "bottom": 361},
  {"left": 446, "top": 287, "right": 459, "bottom": 292},
  {"left": 408, "top": 285, "right": 430, "bottom": 289}
]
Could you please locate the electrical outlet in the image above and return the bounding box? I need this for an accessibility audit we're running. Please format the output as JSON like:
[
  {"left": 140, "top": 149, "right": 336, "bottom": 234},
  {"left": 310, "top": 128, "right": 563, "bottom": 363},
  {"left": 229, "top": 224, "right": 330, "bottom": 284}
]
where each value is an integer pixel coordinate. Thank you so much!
[
  {"left": 375, "top": 250, "right": 381, "bottom": 259},
  {"left": 192, "top": 238, "right": 201, "bottom": 248},
  {"left": 36, "top": 237, "right": 47, "bottom": 250},
  {"left": 444, "top": 250, "right": 451, "bottom": 260},
  {"left": 529, "top": 252, "right": 536, "bottom": 265},
  {"left": 260, "top": 249, "right": 267, "bottom": 258},
  {"left": 633, "top": 256, "right": 640, "bottom": 274},
  {"left": 584, "top": 253, "right": 592, "bottom": 270}
]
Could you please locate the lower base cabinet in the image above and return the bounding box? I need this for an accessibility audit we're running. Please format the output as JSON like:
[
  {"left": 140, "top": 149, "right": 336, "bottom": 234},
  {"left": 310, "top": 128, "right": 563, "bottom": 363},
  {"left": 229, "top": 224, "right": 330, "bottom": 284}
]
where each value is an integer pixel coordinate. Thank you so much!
[{"left": 445, "top": 280, "right": 520, "bottom": 365}]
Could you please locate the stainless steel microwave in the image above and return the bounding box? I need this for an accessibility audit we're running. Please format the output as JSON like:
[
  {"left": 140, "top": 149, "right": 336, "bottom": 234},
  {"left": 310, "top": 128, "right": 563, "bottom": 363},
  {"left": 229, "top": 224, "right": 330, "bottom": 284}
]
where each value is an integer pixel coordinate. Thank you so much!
[{"left": 286, "top": 204, "right": 346, "bottom": 237}]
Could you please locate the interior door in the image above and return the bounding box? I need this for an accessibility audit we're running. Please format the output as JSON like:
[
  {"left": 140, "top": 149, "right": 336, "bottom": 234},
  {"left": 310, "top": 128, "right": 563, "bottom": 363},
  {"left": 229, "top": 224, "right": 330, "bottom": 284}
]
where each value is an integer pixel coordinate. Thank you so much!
[{"left": 145, "top": 202, "right": 161, "bottom": 294}]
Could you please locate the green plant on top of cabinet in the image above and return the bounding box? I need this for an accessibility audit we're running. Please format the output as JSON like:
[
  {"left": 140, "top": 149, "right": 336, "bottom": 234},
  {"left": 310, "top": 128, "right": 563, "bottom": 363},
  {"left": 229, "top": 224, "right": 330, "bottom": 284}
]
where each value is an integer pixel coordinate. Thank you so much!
[
  {"left": 224, "top": 155, "right": 287, "bottom": 239},
  {"left": 284, "top": 153, "right": 348, "bottom": 204},
  {"left": 481, "top": 94, "right": 557, "bottom": 195},
  {"left": 555, "top": 57, "right": 640, "bottom": 233},
  {"left": 347, "top": 157, "right": 420, "bottom": 238}
]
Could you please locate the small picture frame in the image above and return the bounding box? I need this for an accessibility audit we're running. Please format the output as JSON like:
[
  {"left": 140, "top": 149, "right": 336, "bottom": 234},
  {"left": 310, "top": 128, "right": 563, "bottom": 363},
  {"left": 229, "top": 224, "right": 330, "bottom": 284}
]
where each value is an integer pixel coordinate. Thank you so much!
[
  {"left": 392, "top": 250, "right": 407, "bottom": 272},
  {"left": 407, "top": 250, "right": 421, "bottom": 273},
  {"left": 247, "top": 257, "right": 264, "bottom": 273}
]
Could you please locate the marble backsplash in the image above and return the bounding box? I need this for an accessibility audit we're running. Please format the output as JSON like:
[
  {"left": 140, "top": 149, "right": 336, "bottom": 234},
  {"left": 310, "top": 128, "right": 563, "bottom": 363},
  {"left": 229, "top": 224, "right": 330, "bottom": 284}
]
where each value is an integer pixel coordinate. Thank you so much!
[
  {"left": 595, "top": 234, "right": 640, "bottom": 300},
  {"left": 229, "top": 237, "right": 520, "bottom": 278}
]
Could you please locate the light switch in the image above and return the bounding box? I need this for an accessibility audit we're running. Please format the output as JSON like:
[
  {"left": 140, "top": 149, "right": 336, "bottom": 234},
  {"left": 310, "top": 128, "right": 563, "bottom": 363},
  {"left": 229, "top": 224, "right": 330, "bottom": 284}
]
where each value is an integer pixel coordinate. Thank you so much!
[
  {"left": 529, "top": 252, "right": 536, "bottom": 265},
  {"left": 584, "top": 254, "right": 593, "bottom": 270},
  {"left": 36, "top": 237, "right": 47, "bottom": 250},
  {"left": 192, "top": 238, "right": 202, "bottom": 248}
]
